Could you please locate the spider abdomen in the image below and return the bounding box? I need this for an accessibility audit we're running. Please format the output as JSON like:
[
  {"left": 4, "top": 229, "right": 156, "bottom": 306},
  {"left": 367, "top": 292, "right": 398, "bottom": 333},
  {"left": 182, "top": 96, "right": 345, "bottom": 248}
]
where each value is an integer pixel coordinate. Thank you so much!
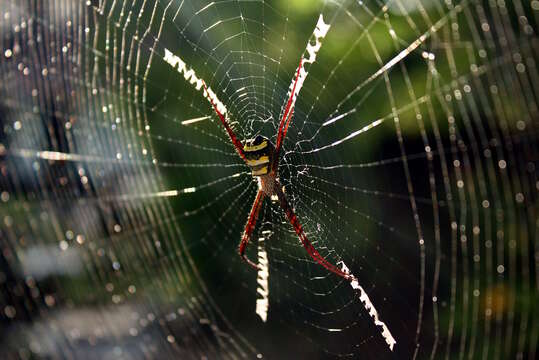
[{"left": 244, "top": 135, "right": 274, "bottom": 176}]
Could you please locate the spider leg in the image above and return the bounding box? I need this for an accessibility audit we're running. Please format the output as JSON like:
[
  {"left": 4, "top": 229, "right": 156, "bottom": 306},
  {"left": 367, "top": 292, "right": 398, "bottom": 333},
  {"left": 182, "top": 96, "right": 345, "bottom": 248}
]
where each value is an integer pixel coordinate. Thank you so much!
[
  {"left": 202, "top": 81, "right": 246, "bottom": 161},
  {"left": 238, "top": 189, "right": 265, "bottom": 269},
  {"left": 276, "top": 186, "right": 353, "bottom": 281},
  {"left": 274, "top": 59, "right": 302, "bottom": 164},
  {"left": 281, "top": 108, "right": 294, "bottom": 147}
]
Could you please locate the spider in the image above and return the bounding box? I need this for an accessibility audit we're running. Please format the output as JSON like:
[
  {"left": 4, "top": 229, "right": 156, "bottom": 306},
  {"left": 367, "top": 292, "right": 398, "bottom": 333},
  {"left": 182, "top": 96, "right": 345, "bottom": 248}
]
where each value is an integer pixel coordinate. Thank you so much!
[{"left": 203, "top": 59, "right": 352, "bottom": 281}]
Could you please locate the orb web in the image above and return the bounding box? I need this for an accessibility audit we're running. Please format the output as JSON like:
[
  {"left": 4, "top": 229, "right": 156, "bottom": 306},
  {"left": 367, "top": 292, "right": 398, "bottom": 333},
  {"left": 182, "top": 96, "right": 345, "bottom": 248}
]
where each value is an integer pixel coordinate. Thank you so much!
[{"left": 0, "top": 0, "right": 537, "bottom": 359}]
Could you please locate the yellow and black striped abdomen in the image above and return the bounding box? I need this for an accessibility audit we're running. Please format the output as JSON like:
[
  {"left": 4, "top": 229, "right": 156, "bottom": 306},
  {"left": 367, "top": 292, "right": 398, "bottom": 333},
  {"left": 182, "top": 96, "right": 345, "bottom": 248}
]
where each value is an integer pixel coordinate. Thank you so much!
[{"left": 244, "top": 135, "right": 274, "bottom": 176}]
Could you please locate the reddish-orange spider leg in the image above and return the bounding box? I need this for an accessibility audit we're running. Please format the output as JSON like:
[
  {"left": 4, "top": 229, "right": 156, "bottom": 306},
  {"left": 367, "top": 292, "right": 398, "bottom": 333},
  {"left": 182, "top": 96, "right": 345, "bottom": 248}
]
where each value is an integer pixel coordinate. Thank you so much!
[
  {"left": 202, "top": 80, "right": 246, "bottom": 161},
  {"left": 271, "top": 60, "right": 353, "bottom": 280},
  {"left": 202, "top": 81, "right": 266, "bottom": 268},
  {"left": 276, "top": 187, "right": 353, "bottom": 280},
  {"left": 238, "top": 190, "right": 265, "bottom": 269},
  {"left": 274, "top": 59, "right": 303, "bottom": 166}
]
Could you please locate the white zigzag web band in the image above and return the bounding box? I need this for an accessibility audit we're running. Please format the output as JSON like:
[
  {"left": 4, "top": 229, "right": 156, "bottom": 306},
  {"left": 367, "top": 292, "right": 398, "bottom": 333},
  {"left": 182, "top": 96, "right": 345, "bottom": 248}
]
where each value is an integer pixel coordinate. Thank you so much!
[
  {"left": 340, "top": 262, "right": 396, "bottom": 351},
  {"left": 282, "top": 14, "right": 331, "bottom": 118},
  {"left": 162, "top": 48, "right": 229, "bottom": 120},
  {"left": 256, "top": 236, "right": 269, "bottom": 322}
]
